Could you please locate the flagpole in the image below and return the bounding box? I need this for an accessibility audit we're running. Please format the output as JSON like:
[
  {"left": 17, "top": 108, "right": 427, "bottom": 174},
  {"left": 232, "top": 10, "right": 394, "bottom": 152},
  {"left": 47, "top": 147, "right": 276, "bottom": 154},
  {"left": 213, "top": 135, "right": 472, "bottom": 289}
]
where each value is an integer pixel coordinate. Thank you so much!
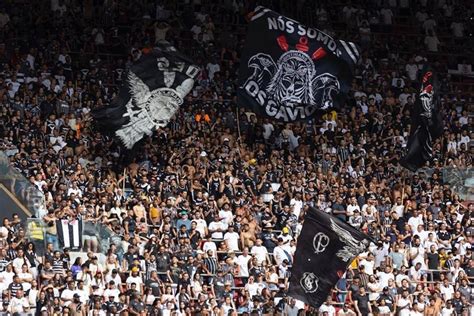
[
  {"left": 236, "top": 106, "right": 242, "bottom": 147},
  {"left": 122, "top": 167, "right": 126, "bottom": 194}
]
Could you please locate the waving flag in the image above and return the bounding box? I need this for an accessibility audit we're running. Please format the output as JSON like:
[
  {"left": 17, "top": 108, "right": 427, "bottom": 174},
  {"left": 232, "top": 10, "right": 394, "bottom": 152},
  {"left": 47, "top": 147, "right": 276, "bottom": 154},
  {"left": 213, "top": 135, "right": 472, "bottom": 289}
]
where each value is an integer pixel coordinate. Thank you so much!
[
  {"left": 93, "top": 42, "right": 200, "bottom": 149},
  {"left": 288, "top": 207, "right": 372, "bottom": 309},
  {"left": 400, "top": 67, "right": 443, "bottom": 171},
  {"left": 237, "top": 7, "right": 359, "bottom": 122}
]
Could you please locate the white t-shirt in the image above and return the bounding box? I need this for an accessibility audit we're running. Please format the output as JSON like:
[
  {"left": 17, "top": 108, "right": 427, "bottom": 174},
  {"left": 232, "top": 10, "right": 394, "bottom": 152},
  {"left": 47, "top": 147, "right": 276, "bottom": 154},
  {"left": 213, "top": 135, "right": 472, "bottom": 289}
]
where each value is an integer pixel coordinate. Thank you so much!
[
  {"left": 273, "top": 245, "right": 292, "bottom": 266},
  {"left": 8, "top": 297, "right": 29, "bottom": 313},
  {"left": 440, "top": 284, "right": 454, "bottom": 300},
  {"left": 223, "top": 232, "right": 240, "bottom": 251},
  {"left": 208, "top": 221, "right": 228, "bottom": 239},
  {"left": 245, "top": 282, "right": 259, "bottom": 298},
  {"left": 441, "top": 307, "right": 455, "bottom": 316},
  {"left": 60, "top": 288, "right": 75, "bottom": 305},
  {"left": 236, "top": 255, "right": 251, "bottom": 277},
  {"left": 408, "top": 215, "right": 423, "bottom": 233},
  {"left": 18, "top": 272, "right": 33, "bottom": 291},
  {"left": 126, "top": 276, "right": 143, "bottom": 294},
  {"left": 346, "top": 204, "right": 360, "bottom": 216},
  {"left": 318, "top": 303, "right": 336, "bottom": 316},
  {"left": 194, "top": 219, "right": 207, "bottom": 237},
  {"left": 397, "top": 297, "right": 411, "bottom": 316},
  {"left": 103, "top": 288, "right": 120, "bottom": 302},
  {"left": 290, "top": 198, "right": 303, "bottom": 218},
  {"left": 206, "top": 63, "right": 220, "bottom": 81},
  {"left": 359, "top": 259, "right": 375, "bottom": 275},
  {"left": 202, "top": 241, "right": 217, "bottom": 255},
  {"left": 250, "top": 245, "right": 268, "bottom": 265},
  {"left": 263, "top": 123, "right": 274, "bottom": 140},
  {"left": 219, "top": 209, "right": 234, "bottom": 225}
]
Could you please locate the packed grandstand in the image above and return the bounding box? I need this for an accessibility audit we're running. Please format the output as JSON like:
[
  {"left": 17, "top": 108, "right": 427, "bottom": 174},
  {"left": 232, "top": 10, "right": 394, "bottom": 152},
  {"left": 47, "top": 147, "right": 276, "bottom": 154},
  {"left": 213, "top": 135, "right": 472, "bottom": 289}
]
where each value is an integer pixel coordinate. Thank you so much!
[{"left": 0, "top": 0, "right": 472, "bottom": 315}]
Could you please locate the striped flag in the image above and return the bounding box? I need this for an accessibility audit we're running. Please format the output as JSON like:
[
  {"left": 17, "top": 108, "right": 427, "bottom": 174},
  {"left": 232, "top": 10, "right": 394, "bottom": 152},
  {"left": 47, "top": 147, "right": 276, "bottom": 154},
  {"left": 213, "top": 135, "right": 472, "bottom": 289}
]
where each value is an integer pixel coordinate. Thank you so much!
[{"left": 56, "top": 218, "right": 83, "bottom": 250}]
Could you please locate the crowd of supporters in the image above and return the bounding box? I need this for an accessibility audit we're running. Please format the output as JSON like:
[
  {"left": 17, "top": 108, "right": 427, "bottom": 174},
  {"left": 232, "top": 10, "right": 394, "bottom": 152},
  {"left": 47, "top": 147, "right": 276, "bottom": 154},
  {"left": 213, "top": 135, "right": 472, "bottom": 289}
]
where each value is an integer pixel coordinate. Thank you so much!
[{"left": 0, "top": 0, "right": 472, "bottom": 315}]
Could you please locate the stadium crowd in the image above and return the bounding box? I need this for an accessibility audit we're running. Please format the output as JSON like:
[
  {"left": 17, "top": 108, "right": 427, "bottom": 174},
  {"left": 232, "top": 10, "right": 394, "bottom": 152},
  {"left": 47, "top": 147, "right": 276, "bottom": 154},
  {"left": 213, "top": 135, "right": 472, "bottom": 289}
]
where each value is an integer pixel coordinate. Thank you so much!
[{"left": 0, "top": 0, "right": 472, "bottom": 315}]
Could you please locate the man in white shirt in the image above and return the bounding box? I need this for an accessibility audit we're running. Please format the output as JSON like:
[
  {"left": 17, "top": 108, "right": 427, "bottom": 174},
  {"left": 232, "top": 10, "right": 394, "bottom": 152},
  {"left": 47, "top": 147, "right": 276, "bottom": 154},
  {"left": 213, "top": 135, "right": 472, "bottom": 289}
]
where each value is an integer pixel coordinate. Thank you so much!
[
  {"left": 440, "top": 279, "right": 455, "bottom": 301},
  {"left": 60, "top": 281, "right": 77, "bottom": 306},
  {"left": 208, "top": 215, "right": 228, "bottom": 240},
  {"left": 236, "top": 248, "right": 251, "bottom": 277},
  {"left": 126, "top": 268, "right": 143, "bottom": 294},
  {"left": 223, "top": 225, "right": 240, "bottom": 252},
  {"left": 250, "top": 239, "right": 269, "bottom": 265},
  {"left": 7, "top": 290, "right": 30, "bottom": 314},
  {"left": 206, "top": 60, "right": 220, "bottom": 81},
  {"left": 192, "top": 212, "right": 208, "bottom": 237},
  {"left": 218, "top": 203, "right": 234, "bottom": 225},
  {"left": 273, "top": 238, "right": 293, "bottom": 266},
  {"left": 409, "top": 236, "right": 426, "bottom": 268},
  {"left": 289, "top": 193, "right": 303, "bottom": 219},
  {"left": 318, "top": 297, "right": 336, "bottom": 316},
  {"left": 408, "top": 210, "right": 424, "bottom": 234},
  {"left": 359, "top": 253, "right": 375, "bottom": 276},
  {"left": 103, "top": 281, "right": 121, "bottom": 302},
  {"left": 346, "top": 197, "right": 360, "bottom": 217},
  {"left": 396, "top": 290, "right": 412, "bottom": 316},
  {"left": 262, "top": 120, "right": 274, "bottom": 141}
]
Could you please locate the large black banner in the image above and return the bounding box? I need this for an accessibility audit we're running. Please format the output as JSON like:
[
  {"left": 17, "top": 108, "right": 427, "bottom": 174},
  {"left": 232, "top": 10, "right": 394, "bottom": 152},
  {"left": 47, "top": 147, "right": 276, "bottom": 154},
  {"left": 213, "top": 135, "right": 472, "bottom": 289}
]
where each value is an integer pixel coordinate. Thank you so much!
[
  {"left": 237, "top": 7, "right": 359, "bottom": 122},
  {"left": 93, "top": 42, "right": 200, "bottom": 149},
  {"left": 400, "top": 68, "right": 443, "bottom": 172},
  {"left": 288, "top": 207, "right": 372, "bottom": 309}
]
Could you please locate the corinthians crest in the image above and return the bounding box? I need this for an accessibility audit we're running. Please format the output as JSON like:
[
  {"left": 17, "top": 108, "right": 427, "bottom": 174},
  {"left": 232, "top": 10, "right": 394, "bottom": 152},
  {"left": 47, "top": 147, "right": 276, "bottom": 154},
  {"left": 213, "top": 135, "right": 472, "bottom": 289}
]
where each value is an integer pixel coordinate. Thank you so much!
[
  {"left": 241, "top": 35, "right": 341, "bottom": 122},
  {"left": 300, "top": 272, "right": 319, "bottom": 293}
]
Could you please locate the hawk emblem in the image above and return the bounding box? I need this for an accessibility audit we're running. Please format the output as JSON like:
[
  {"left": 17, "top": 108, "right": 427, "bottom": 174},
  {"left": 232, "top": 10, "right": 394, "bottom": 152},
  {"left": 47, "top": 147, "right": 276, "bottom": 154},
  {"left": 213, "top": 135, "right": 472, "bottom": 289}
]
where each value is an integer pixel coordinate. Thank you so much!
[
  {"left": 115, "top": 70, "right": 194, "bottom": 148},
  {"left": 330, "top": 219, "right": 368, "bottom": 262}
]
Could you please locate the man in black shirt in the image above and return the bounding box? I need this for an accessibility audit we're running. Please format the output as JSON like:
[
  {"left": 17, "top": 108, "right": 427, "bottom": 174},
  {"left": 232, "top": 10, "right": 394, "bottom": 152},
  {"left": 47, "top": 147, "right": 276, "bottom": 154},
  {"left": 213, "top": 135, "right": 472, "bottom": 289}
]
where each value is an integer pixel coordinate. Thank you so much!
[
  {"left": 426, "top": 245, "right": 440, "bottom": 280},
  {"left": 354, "top": 287, "right": 371, "bottom": 316},
  {"left": 145, "top": 271, "right": 162, "bottom": 296}
]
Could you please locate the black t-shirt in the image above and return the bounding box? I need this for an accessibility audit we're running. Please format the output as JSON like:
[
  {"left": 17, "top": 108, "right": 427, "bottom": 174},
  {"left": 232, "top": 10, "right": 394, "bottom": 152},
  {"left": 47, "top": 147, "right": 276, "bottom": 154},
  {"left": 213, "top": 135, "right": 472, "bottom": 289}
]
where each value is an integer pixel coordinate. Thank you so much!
[
  {"left": 130, "top": 299, "right": 145, "bottom": 312},
  {"left": 354, "top": 293, "right": 370, "bottom": 313},
  {"left": 261, "top": 231, "right": 277, "bottom": 252},
  {"left": 427, "top": 252, "right": 440, "bottom": 270},
  {"left": 146, "top": 279, "right": 161, "bottom": 296},
  {"left": 438, "top": 230, "right": 451, "bottom": 242}
]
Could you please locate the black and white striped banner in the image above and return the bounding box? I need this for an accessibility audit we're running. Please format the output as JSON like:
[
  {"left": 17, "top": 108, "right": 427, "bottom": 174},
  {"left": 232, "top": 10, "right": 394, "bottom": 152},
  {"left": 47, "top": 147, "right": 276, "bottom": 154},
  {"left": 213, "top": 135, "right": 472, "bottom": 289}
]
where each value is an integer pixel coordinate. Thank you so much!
[{"left": 56, "top": 219, "right": 83, "bottom": 250}]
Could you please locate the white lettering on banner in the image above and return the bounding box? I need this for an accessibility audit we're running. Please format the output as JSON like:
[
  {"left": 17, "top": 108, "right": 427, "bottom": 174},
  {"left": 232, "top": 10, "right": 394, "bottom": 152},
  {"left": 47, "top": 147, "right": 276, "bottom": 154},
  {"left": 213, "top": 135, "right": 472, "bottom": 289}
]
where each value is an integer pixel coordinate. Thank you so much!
[
  {"left": 312, "top": 232, "right": 330, "bottom": 253},
  {"left": 266, "top": 16, "right": 343, "bottom": 57}
]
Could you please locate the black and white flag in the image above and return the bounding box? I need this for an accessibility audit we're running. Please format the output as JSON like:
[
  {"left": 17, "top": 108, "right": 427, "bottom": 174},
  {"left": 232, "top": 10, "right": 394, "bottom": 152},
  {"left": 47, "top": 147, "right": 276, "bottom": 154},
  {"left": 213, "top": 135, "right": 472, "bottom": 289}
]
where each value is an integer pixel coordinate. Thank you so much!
[
  {"left": 400, "top": 68, "right": 443, "bottom": 172},
  {"left": 93, "top": 42, "right": 199, "bottom": 149},
  {"left": 237, "top": 7, "right": 359, "bottom": 122},
  {"left": 288, "top": 207, "right": 371, "bottom": 309},
  {"left": 56, "top": 218, "right": 83, "bottom": 250}
]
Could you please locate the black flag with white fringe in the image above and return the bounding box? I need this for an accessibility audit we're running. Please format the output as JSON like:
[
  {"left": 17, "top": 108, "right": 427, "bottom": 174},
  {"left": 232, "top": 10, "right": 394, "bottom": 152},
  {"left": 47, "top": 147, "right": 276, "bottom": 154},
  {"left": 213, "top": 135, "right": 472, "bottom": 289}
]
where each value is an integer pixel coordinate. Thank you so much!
[
  {"left": 288, "top": 207, "right": 372, "bottom": 309},
  {"left": 400, "top": 67, "right": 443, "bottom": 172},
  {"left": 237, "top": 7, "right": 359, "bottom": 122},
  {"left": 93, "top": 42, "right": 199, "bottom": 149}
]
